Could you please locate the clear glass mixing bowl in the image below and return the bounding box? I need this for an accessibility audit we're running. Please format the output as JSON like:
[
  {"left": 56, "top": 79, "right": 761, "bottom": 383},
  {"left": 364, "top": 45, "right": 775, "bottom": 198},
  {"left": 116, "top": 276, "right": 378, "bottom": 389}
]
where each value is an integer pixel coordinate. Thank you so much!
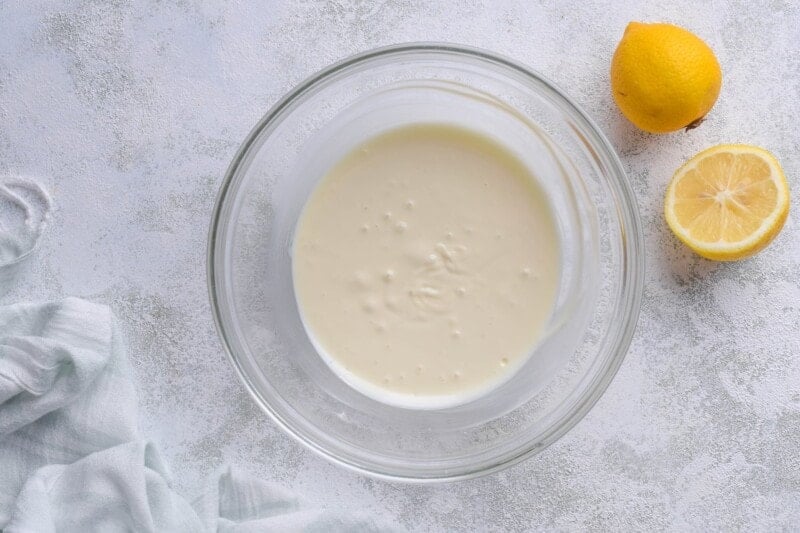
[{"left": 208, "top": 43, "right": 643, "bottom": 481}]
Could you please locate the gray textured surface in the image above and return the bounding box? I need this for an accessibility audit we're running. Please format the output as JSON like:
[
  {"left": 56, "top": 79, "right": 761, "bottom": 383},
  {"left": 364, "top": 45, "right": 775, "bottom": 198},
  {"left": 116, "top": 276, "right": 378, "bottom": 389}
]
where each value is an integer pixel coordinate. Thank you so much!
[{"left": 2, "top": 1, "right": 799, "bottom": 530}]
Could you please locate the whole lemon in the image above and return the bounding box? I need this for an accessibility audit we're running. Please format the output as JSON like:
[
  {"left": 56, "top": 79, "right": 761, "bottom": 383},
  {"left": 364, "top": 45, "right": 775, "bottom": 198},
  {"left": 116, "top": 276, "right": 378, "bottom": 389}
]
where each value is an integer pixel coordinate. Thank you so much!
[{"left": 610, "top": 22, "right": 722, "bottom": 133}]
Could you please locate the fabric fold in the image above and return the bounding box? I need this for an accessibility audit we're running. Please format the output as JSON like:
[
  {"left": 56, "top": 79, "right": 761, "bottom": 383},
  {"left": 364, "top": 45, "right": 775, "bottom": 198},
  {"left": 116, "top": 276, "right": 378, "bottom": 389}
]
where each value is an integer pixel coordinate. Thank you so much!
[
  {"left": 195, "top": 466, "right": 394, "bottom": 532},
  {"left": 0, "top": 298, "right": 139, "bottom": 527},
  {"left": 0, "top": 298, "right": 401, "bottom": 532},
  {"left": 5, "top": 441, "right": 203, "bottom": 533},
  {"left": 0, "top": 298, "right": 113, "bottom": 434}
]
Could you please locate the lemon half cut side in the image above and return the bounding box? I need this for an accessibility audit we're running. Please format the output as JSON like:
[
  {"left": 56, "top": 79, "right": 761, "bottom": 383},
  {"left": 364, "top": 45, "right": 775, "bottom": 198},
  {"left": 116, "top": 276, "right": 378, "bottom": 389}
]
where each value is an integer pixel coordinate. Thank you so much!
[{"left": 665, "top": 144, "right": 790, "bottom": 261}]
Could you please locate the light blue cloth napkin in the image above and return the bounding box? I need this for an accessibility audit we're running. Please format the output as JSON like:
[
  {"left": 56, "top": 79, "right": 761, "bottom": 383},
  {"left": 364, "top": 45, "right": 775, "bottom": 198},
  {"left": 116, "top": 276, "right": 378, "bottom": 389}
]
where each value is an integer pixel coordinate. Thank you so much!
[
  {"left": 0, "top": 298, "right": 399, "bottom": 532},
  {"left": 0, "top": 178, "right": 52, "bottom": 298}
]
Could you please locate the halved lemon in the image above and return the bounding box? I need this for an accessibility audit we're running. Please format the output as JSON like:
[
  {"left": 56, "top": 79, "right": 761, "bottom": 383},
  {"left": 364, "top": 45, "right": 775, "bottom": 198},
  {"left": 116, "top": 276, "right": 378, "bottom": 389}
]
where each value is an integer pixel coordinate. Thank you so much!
[{"left": 665, "top": 144, "right": 790, "bottom": 261}]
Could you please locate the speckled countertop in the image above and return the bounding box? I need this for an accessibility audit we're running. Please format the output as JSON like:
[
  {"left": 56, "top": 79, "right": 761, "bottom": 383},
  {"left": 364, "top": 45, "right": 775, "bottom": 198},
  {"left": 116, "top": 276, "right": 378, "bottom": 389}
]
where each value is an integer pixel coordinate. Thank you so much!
[{"left": 2, "top": 1, "right": 799, "bottom": 530}]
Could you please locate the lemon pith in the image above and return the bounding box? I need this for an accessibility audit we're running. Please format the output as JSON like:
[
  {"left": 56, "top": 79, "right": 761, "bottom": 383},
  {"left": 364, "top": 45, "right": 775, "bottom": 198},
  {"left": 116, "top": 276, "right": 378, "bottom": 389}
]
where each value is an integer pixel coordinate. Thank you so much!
[
  {"left": 664, "top": 145, "right": 790, "bottom": 261},
  {"left": 611, "top": 22, "right": 722, "bottom": 133}
]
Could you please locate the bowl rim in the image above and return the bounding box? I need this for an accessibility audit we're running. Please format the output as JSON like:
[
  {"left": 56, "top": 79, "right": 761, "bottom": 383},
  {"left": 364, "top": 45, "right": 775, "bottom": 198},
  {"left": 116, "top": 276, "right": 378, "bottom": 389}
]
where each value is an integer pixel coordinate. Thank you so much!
[{"left": 207, "top": 42, "right": 644, "bottom": 482}]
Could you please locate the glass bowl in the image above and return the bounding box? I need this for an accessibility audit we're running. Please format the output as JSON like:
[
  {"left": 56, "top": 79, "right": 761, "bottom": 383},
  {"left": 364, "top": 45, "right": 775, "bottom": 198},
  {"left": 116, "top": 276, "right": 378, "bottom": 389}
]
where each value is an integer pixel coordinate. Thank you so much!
[{"left": 208, "top": 43, "right": 643, "bottom": 481}]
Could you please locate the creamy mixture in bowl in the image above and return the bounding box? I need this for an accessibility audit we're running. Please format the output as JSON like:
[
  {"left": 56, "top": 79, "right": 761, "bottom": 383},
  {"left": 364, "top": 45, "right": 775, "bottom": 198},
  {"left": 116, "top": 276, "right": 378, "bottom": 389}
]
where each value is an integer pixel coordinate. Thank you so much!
[{"left": 293, "top": 124, "right": 559, "bottom": 408}]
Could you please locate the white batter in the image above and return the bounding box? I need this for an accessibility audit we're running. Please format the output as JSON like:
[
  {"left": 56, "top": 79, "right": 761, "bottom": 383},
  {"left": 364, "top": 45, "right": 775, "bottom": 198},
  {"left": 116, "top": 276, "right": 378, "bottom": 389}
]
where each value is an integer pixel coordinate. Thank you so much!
[{"left": 292, "top": 124, "right": 560, "bottom": 407}]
